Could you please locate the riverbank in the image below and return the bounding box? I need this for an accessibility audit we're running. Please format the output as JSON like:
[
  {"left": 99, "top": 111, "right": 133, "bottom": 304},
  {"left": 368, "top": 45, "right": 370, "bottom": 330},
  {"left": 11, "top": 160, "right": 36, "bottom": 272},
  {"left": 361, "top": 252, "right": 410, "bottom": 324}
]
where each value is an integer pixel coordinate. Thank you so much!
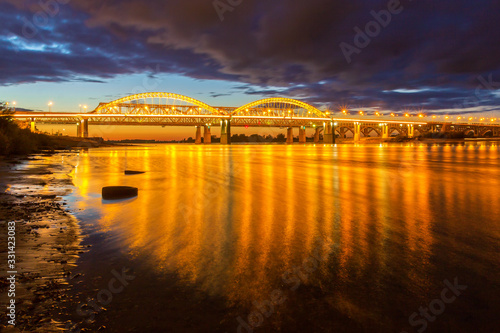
[{"left": 0, "top": 154, "right": 83, "bottom": 332}]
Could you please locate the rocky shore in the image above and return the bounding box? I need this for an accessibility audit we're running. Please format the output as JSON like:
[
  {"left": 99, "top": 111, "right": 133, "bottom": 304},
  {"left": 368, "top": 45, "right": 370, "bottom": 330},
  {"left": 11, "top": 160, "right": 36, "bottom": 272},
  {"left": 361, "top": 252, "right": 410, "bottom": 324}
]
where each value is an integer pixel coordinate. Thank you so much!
[{"left": 0, "top": 154, "right": 83, "bottom": 332}]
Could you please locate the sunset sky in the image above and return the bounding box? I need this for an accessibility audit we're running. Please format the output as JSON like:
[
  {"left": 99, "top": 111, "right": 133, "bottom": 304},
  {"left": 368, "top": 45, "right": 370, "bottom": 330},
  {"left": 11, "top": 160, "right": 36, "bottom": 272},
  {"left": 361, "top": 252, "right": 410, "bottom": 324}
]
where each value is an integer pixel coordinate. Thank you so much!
[{"left": 1, "top": 0, "right": 499, "bottom": 139}]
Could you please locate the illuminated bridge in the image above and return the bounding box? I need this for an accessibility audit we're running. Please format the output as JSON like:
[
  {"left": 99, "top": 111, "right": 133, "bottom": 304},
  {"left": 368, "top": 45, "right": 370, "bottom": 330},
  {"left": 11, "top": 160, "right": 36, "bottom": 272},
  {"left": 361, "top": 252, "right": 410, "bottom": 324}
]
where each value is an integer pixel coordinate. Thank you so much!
[{"left": 8, "top": 92, "right": 500, "bottom": 144}]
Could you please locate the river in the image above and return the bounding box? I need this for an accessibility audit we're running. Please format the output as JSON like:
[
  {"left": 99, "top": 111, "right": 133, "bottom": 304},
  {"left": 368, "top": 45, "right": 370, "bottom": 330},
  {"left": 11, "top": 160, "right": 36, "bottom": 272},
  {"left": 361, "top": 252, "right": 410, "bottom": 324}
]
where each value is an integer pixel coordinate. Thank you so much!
[{"left": 59, "top": 143, "right": 499, "bottom": 332}]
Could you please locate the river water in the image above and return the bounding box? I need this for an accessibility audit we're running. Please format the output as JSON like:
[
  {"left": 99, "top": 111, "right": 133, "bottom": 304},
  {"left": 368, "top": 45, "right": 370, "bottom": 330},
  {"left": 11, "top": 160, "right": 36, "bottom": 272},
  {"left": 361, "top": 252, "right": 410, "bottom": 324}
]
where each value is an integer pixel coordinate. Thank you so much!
[{"left": 60, "top": 143, "right": 499, "bottom": 332}]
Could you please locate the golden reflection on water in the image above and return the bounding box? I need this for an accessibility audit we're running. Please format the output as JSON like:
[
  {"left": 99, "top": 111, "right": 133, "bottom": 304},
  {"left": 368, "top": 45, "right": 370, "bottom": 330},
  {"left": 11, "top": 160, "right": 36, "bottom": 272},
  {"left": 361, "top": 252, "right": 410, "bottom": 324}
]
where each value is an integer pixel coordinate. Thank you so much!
[{"left": 71, "top": 143, "right": 500, "bottom": 305}]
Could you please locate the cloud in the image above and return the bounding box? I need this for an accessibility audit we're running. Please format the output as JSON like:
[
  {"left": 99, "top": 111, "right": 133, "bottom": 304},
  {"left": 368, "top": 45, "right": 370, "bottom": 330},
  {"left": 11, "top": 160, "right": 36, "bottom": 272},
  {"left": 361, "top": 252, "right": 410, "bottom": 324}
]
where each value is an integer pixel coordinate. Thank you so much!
[{"left": 1, "top": 0, "right": 500, "bottom": 112}]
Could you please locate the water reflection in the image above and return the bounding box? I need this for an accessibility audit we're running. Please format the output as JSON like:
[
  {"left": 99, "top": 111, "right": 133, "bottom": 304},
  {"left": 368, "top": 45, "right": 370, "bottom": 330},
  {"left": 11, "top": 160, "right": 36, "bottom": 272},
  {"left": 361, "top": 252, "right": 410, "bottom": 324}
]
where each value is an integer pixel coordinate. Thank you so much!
[{"left": 69, "top": 143, "right": 500, "bottom": 326}]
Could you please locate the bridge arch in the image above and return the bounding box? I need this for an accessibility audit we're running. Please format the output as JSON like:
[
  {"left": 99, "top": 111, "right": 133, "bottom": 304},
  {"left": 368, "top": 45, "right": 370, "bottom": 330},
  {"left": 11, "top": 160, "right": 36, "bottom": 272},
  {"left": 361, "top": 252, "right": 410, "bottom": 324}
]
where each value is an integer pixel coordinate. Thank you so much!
[
  {"left": 464, "top": 129, "right": 476, "bottom": 137},
  {"left": 480, "top": 129, "right": 494, "bottom": 137},
  {"left": 361, "top": 126, "right": 382, "bottom": 137},
  {"left": 337, "top": 126, "right": 354, "bottom": 138},
  {"left": 92, "top": 92, "right": 221, "bottom": 115},
  {"left": 389, "top": 127, "right": 406, "bottom": 136},
  {"left": 231, "top": 98, "right": 327, "bottom": 118}
]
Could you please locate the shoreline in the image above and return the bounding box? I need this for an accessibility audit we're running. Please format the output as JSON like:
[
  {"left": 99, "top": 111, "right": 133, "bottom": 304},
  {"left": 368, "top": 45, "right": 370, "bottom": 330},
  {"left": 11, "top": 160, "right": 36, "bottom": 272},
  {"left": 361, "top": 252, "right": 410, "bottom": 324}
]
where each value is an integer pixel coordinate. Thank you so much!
[{"left": 0, "top": 154, "right": 83, "bottom": 332}]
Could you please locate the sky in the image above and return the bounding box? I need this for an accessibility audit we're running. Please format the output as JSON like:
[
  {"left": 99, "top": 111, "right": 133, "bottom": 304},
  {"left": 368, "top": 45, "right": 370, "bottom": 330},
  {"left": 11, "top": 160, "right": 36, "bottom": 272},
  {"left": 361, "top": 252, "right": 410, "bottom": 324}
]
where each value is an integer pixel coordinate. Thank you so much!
[{"left": 1, "top": 0, "right": 499, "bottom": 139}]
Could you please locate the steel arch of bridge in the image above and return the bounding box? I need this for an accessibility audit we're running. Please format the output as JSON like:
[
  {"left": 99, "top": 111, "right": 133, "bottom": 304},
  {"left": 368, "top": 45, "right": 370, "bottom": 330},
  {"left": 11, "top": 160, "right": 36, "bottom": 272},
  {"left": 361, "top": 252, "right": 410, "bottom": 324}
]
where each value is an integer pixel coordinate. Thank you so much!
[
  {"left": 231, "top": 97, "right": 326, "bottom": 118},
  {"left": 92, "top": 92, "right": 220, "bottom": 115}
]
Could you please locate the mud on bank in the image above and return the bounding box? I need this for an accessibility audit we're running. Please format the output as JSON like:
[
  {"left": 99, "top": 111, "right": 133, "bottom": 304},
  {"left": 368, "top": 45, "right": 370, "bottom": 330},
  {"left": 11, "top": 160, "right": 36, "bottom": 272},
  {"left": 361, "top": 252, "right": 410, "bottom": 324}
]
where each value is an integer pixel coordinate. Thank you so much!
[{"left": 0, "top": 155, "right": 83, "bottom": 332}]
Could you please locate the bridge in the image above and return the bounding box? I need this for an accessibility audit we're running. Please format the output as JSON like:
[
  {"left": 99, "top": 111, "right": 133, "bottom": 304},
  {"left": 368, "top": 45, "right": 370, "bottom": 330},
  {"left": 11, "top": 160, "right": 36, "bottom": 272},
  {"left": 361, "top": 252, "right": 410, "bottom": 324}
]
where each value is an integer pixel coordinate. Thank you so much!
[{"left": 8, "top": 92, "right": 500, "bottom": 144}]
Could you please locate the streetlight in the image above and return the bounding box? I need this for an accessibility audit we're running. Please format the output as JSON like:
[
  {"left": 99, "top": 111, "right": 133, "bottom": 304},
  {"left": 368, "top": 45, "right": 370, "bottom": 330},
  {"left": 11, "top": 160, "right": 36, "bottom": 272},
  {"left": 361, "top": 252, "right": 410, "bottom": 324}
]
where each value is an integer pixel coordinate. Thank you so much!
[
  {"left": 12, "top": 101, "right": 16, "bottom": 112},
  {"left": 48, "top": 101, "right": 53, "bottom": 112}
]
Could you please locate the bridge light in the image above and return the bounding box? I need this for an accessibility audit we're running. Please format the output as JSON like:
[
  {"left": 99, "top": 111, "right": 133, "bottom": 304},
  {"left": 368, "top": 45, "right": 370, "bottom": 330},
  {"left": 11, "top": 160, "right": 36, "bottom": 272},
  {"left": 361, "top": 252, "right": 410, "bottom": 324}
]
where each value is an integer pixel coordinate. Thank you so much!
[{"left": 390, "top": 113, "right": 395, "bottom": 117}]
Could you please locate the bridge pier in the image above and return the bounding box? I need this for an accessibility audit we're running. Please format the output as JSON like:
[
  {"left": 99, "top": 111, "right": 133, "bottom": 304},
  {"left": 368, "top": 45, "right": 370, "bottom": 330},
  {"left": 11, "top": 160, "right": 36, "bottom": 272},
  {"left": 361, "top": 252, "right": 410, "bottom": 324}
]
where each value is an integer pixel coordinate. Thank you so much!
[
  {"left": 30, "top": 118, "right": 36, "bottom": 132},
  {"left": 299, "top": 126, "right": 306, "bottom": 143},
  {"left": 83, "top": 119, "right": 89, "bottom": 138},
  {"left": 382, "top": 124, "right": 389, "bottom": 139},
  {"left": 353, "top": 122, "right": 361, "bottom": 142},
  {"left": 195, "top": 126, "right": 202, "bottom": 144},
  {"left": 408, "top": 124, "right": 414, "bottom": 138},
  {"left": 314, "top": 127, "right": 320, "bottom": 143},
  {"left": 429, "top": 124, "right": 440, "bottom": 133},
  {"left": 440, "top": 123, "right": 451, "bottom": 133},
  {"left": 323, "top": 122, "right": 335, "bottom": 144},
  {"left": 204, "top": 125, "right": 211, "bottom": 144},
  {"left": 221, "top": 120, "right": 231, "bottom": 144},
  {"left": 286, "top": 127, "right": 294, "bottom": 144},
  {"left": 77, "top": 119, "right": 89, "bottom": 138}
]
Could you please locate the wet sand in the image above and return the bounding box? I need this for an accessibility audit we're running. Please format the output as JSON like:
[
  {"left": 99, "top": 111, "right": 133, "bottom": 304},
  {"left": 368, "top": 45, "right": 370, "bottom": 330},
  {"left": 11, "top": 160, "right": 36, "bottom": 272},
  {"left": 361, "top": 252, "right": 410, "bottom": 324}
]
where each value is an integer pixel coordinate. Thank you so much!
[{"left": 0, "top": 155, "right": 83, "bottom": 332}]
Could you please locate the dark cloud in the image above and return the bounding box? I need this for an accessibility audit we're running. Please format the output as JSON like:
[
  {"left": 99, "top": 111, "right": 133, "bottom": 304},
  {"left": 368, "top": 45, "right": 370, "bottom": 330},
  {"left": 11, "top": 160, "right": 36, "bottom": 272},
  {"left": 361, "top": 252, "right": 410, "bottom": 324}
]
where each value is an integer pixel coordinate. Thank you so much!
[{"left": 1, "top": 0, "right": 500, "bottom": 112}]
